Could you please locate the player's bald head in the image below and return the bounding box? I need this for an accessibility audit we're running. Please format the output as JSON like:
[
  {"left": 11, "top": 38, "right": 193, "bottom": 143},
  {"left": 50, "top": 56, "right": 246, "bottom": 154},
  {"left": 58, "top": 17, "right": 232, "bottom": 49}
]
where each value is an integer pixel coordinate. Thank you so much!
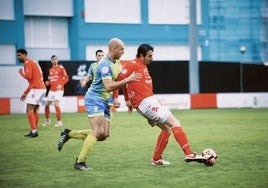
[{"left": 108, "top": 38, "right": 124, "bottom": 49}]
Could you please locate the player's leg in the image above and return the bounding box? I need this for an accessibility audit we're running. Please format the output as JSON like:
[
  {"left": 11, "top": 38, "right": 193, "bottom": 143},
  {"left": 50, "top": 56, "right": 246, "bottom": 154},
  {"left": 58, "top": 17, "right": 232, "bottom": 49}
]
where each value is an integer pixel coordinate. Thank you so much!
[
  {"left": 74, "top": 116, "right": 109, "bottom": 171},
  {"left": 33, "top": 105, "right": 40, "bottom": 129},
  {"left": 57, "top": 129, "right": 92, "bottom": 151},
  {"left": 54, "top": 99, "right": 62, "bottom": 127},
  {"left": 24, "top": 89, "right": 45, "bottom": 137},
  {"left": 69, "top": 129, "right": 92, "bottom": 140},
  {"left": 164, "top": 114, "right": 206, "bottom": 163},
  {"left": 44, "top": 97, "right": 52, "bottom": 126},
  {"left": 54, "top": 90, "right": 64, "bottom": 127},
  {"left": 104, "top": 103, "right": 112, "bottom": 138},
  {"left": 24, "top": 103, "right": 38, "bottom": 137},
  {"left": 137, "top": 97, "right": 171, "bottom": 165},
  {"left": 165, "top": 114, "right": 193, "bottom": 155},
  {"left": 151, "top": 124, "right": 171, "bottom": 165},
  {"left": 73, "top": 95, "right": 109, "bottom": 171}
]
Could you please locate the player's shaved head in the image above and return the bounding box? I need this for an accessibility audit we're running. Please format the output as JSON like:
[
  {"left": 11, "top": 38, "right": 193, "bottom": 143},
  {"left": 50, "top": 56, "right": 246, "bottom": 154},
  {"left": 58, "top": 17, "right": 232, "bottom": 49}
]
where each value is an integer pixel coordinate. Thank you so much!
[
  {"left": 108, "top": 38, "right": 124, "bottom": 49},
  {"left": 108, "top": 38, "right": 125, "bottom": 61}
]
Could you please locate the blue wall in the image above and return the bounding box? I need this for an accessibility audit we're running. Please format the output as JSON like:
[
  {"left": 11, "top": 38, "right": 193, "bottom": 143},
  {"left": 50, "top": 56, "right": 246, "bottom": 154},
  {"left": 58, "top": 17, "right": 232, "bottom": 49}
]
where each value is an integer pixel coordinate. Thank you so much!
[
  {"left": 70, "top": 0, "right": 209, "bottom": 60},
  {"left": 207, "top": 0, "right": 262, "bottom": 62},
  {"left": 0, "top": 0, "right": 264, "bottom": 63},
  {"left": 0, "top": 0, "right": 24, "bottom": 49},
  {"left": 69, "top": 0, "right": 262, "bottom": 62}
]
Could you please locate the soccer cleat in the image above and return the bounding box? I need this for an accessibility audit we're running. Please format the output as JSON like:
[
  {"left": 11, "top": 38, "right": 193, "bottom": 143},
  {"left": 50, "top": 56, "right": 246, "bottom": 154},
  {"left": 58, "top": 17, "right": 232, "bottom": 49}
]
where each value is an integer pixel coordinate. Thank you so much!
[
  {"left": 43, "top": 119, "right": 51, "bottom": 126},
  {"left": 184, "top": 152, "right": 207, "bottom": 163},
  {"left": 24, "top": 131, "right": 39, "bottom": 138},
  {"left": 54, "top": 121, "right": 63, "bottom": 127},
  {"left": 57, "top": 128, "right": 71, "bottom": 151},
  {"left": 74, "top": 158, "right": 92, "bottom": 171},
  {"left": 151, "top": 159, "right": 171, "bottom": 166}
]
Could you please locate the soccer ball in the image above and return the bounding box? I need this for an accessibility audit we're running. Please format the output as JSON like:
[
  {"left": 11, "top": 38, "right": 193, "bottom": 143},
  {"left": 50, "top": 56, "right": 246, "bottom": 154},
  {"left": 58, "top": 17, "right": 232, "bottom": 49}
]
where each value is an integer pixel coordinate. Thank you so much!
[{"left": 202, "top": 148, "right": 218, "bottom": 166}]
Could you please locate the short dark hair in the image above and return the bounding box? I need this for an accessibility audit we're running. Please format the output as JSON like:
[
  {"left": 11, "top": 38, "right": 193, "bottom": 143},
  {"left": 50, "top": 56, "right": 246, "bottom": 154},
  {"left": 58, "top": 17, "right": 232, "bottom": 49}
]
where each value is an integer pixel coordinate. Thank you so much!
[
  {"left": 136, "top": 44, "right": 154, "bottom": 58},
  {"left": 95, "top": 49, "right": 103, "bottom": 56},
  {"left": 51, "top": 55, "right": 57, "bottom": 59},
  {"left": 17, "top": 48, "right": 27, "bottom": 55}
]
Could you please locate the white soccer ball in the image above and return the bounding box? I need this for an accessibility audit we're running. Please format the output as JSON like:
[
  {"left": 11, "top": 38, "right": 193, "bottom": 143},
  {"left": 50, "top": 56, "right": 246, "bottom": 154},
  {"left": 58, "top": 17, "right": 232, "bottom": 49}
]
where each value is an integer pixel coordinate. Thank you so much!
[{"left": 202, "top": 148, "right": 218, "bottom": 166}]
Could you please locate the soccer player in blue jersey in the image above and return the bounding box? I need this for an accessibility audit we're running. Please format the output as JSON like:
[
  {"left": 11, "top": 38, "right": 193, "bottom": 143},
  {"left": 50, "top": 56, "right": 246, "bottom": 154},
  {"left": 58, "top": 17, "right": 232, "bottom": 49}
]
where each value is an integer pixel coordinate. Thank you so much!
[
  {"left": 80, "top": 49, "right": 104, "bottom": 88},
  {"left": 57, "top": 38, "right": 142, "bottom": 171}
]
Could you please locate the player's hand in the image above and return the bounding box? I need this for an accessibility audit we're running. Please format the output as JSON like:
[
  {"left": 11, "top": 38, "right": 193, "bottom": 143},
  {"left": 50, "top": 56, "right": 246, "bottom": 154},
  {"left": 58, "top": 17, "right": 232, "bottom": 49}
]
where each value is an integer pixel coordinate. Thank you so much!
[
  {"left": 18, "top": 68, "right": 24, "bottom": 76},
  {"left": 45, "top": 81, "right": 49, "bottom": 86},
  {"left": 113, "top": 98, "right": 121, "bottom": 108},
  {"left": 127, "top": 72, "right": 142, "bottom": 83},
  {"left": 125, "top": 100, "right": 133, "bottom": 113},
  {"left": 80, "top": 79, "right": 87, "bottom": 88},
  {"left": 20, "top": 94, "right": 26, "bottom": 101},
  {"left": 56, "top": 85, "right": 62, "bottom": 90}
]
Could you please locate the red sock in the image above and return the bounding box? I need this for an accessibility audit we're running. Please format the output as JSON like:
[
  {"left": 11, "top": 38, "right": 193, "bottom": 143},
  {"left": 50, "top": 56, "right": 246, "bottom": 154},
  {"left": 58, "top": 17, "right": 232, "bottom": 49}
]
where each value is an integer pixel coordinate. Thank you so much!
[
  {"left": 152, "top": 131, "right": 170, "bottom": 161},
  {"left": 27, "top": 111, "right": 37, "bottom": 131},
  {"left": 172, "top": 126, "right": 192, "bottom": 155},
  {"left": 55, "top": 106, "right": 61, "bottom": 121},
  {"left": 45, "top": 106, "right": 50, "bottom": 119},
  {"left": 35, "top": 112, "right": 39, "bottom": 128}
]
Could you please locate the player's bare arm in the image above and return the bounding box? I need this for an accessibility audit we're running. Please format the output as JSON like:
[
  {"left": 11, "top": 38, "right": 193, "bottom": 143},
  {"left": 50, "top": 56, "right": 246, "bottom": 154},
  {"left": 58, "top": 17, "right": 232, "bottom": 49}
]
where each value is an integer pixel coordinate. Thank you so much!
[
  {"left": 20, "top": 93, "right": 26, "bottom": 101},
  {"left": 113, "top": 98, "right": 121, "bottom": 108},
  {"left": 80, "top": 75, "right": 91, "bottom": 88},
  {"left": 102, "top": 72, "right": 142, "bottom": 92},
  {"left": 18, "top": 68, "right": 26, "bottom": 78},
  {"left": 56, "top": 84, "right": 62, "bottom": 90},
  {"left": 125, "top": 100, "right": 133, "bottom": 113}
]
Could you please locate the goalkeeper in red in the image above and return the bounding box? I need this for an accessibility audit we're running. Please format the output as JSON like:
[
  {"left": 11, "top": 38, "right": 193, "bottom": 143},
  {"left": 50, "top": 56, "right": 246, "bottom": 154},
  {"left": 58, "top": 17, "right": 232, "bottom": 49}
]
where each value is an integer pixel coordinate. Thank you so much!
[{"left": 116, "top": 44, "right": 203, "bottom": 165}]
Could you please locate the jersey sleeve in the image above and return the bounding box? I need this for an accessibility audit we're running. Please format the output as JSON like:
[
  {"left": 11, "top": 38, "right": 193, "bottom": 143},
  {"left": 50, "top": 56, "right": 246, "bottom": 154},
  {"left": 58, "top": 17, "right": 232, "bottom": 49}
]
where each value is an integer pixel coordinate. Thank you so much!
[
  {"left": 99, "top": 62, "right": 112, "bottom": 80},
  {"left": 23, "top": 85, "right": 32, "bottom": 95},
  {"left": 23, "top": 62, "right": 33, "bottom": 80},
  {"left": 61, "top": 66, "right": 69, "bottom": 85},
  {"left": 113, "top": 89, "right": 119, "bottom": 98},
  {"left": 117, "top": 62, "right": 135, "bottom": 81},
  {"left": 87, "top": 63, "right": 94, "bottom": 78}
]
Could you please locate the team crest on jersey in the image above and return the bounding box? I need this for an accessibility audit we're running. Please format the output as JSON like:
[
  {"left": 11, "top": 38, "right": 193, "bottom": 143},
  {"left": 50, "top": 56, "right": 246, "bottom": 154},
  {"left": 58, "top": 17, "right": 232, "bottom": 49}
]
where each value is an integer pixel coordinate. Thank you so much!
[
  {"left": 101, "top": 66, "right": 109, "bottom": 74},
  {"left": 121, "top": 68, "right": 127, "bottom": 74}
]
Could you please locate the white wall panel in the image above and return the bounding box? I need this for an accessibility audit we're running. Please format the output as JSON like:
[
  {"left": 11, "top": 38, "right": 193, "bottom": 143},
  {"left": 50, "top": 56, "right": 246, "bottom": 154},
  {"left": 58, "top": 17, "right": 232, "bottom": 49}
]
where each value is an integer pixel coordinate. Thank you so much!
[
  {"left": 84, "top": 0, "right": 141, "bottom": 23},
  {"left": 0, "top": 66, "right": 28, "bottom": 98},
  {"left": 23, "top": 0, "right": 73, "bottom": 16},
  {"left": 0, "top": 0, "right": 14, "bottom": 20},
  {"left": 148, "top": 0, "right": 201, "bottom": 24},
  {"left": 0, "top": 45, "right": 16, "bottom": 65},
  {"left": 217, "top": 93, "right": 268, "bottom": 108},
  {"left": 86, "top": 45, "right": 201, "bottom": 61}
]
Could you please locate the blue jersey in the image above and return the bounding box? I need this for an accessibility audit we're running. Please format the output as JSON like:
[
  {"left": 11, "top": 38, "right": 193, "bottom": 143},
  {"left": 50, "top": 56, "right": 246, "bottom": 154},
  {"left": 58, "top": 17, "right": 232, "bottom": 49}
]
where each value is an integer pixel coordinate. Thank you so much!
[
  {"left": 86, "top": 56, "right": 121, "bottom": 101},
  {"left": 87, "top": 61, "right": 98, "bottom": 79}
]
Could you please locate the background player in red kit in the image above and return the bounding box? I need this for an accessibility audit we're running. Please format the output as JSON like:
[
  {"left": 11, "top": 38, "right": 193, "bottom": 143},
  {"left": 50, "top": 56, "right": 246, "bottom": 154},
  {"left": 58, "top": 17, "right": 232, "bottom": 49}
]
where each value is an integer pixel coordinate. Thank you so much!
[
  {"left": 116, "top": 44, "right": 203, "bottom": 165},
  {"left": 43, "top": 55, "right": 69, "bottom": 127},
  {"left": 17, "top": 49, "right": 46, "bottom": 137}
]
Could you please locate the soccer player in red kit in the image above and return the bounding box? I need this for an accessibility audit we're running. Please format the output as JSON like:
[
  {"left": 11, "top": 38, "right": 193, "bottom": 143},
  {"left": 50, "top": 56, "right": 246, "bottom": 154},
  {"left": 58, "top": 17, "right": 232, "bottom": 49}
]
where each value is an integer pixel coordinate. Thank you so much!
[
  {"left": 43, "top": 55, "right": 69, "bottom": 127},
  {"left": 116, "top": 44, "right": 204, "bottom": 165},
  {"left": 17, "top": 49, "right": 46, "bottom": 137}
]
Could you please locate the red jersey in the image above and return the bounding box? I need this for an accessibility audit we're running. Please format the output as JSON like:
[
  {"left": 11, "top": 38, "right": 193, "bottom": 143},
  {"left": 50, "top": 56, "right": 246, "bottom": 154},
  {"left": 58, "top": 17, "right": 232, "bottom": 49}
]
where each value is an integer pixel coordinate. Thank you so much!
[
  {"left": 22, "top": 59, "right": 46, "bottom": 95},
  {"left": 117, "top": 58, "right": 153, "bottom": 108},
  {"left": 47, "top": 65, "right": 69, "bottom": 91}
]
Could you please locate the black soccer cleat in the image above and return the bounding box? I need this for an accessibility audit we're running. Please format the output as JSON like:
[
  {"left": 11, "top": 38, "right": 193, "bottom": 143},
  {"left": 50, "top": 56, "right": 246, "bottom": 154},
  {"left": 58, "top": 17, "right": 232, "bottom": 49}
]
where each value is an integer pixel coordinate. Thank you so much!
[
  {"left": 57, "top": 128, "right": 71, "bottom": 151},
  {"left": 73, "top": 158, "right": 92, "bottom": 171},
  {"left": 24, "top": 131, "right": 38, "bottom": 138},
  {"left": 184, "top": 153, "right": 207, "bottom": 163}
]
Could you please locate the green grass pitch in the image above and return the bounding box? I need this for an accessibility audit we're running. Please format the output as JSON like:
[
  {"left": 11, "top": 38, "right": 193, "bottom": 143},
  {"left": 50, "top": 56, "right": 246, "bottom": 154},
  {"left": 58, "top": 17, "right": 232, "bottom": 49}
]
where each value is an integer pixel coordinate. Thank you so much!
[{"left": 0, "top": 108, "right": 267, "bottom": 188}]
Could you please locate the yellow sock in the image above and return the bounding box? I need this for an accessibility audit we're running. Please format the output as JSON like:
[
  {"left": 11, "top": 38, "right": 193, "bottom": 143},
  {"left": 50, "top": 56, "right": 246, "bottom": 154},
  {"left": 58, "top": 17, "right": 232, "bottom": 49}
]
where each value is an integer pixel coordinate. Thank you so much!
[
  {"left": 77, "top": 134, "right": 97, "bottom": 163},
  {"left": 69, "top": 129, "right": 92, "bottom": 140}
]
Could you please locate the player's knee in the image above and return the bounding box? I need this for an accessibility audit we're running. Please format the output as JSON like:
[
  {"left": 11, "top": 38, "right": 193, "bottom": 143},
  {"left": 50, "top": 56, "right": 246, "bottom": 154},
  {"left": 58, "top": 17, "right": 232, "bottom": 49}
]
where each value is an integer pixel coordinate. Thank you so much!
[
  {"left": 97, "top": 136, "right": 107, "bottom": 141},
  {"left": 97, "top": 133, "right": 108, "bottom": 141}
]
